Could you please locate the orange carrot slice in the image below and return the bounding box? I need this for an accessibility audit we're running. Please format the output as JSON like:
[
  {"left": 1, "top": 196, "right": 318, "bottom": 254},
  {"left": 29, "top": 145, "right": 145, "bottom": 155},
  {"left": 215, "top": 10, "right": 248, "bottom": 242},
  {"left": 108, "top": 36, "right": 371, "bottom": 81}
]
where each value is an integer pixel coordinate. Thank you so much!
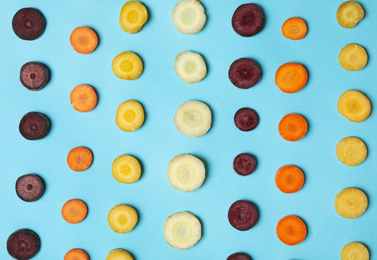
[
  {"left": 70, "top": 26, "right": 98, "bottom": 54},
  {"left": 275, "top": 165, "right": 305, "bottom": 193},
  {"left": 64, "top": 248, "right": 89, "bottom": 260},
  {"left": 275, "top": 63, "right": 308, "bottom": 93},
  {"left": 276, "top": 215, "right": 306, "bottom": 246},
  {"left": 70, "top": 84, "right": 98, "bottom": 112},
  {"left": 61, "top": 199, "right": 88, "bottom": 224},
  {"left": 67, "top": 147, "right": 93, "bottom": 172},
  {"left": 278, "top": 113, "right": 308, "bottom": 142},
  {"left": 282, "top": 17, "right": 307, "bottom": 40}
]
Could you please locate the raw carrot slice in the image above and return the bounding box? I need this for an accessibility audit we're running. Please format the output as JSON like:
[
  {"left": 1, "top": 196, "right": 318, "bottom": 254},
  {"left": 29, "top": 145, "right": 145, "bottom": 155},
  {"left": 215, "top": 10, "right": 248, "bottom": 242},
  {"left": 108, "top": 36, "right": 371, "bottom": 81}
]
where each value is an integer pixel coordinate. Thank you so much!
[
  {"left": 275, "top": 63, "right": 308, "bottom": 93},
  {"left": 276, "top": 215, "right": 306, "bottom": 246},
  {"left": 278, "top": 113, "right": 308, "bottom": 141},
  {"left": 67, "top": 147, "right": 93, "bottom": 172},
  {"left": 70, "top": 26, "right": 98, "bottom": 54},
  {"left": 61, "top": 199, "right": 88, "bottom": 224},
  {"left": 64, "top": 248, "right": 89, "bottom": 260},
  {"left": 70, "top": 84, "right": 98, "bottom": 112},
  {"left": 282, "top": 17, "right": 307, "bottom": 40},
  {"left": 275, "top": 165, "right": 305, "bottom": 193}
]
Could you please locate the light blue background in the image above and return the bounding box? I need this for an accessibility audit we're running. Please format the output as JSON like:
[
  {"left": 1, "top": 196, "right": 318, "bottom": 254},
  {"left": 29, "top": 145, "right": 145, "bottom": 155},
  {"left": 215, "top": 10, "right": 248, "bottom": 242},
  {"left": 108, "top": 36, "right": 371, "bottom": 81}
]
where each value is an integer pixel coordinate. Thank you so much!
[{"left": 0, "top": 0, "right": 376, "bottom": 259}]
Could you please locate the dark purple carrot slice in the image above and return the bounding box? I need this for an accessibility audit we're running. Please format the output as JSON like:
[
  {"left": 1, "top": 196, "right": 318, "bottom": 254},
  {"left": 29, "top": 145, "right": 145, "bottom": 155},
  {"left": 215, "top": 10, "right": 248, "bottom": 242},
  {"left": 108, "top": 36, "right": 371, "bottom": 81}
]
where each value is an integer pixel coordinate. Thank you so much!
[
  {"left": 227, "top": 252, "right": 252, "bottom": 260},
  {"left": 7, "top": 229, "right": 40, "bottom": 260},
  {"left": 232, "top": 4, "right": 264, "bottom": 37},
  {"left": 229, "top": 58, "right": 261, "bottom": 89},
  {"left": 234, "top": 108, "right": 259, "bottom": 131},
  {"left": 16, "top": 174, "right": 44, "bottom": 202},
  {"left": 228, "top": 200, "right": 259, "bottom": 231},
  {"left": 19, "top": 112, "right": 50, "bottom": 140},
  {"left": 12, "top": 8, "right": 46, "bottom": 40},
  {"left": 20, "top": 62, "right": 49, "bottom": 91},
  {"left": 233, "top": 153, "right": 257, "bottom": 176}
]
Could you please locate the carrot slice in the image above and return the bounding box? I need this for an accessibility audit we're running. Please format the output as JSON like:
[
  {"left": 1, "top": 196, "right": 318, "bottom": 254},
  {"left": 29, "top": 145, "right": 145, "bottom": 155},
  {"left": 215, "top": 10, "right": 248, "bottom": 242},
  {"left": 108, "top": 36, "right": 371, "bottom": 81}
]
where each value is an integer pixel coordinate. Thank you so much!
[
  {"left": 276, "top": 215, "right": 306, "bottom": 246},
  {"left": 275, "top": 63, "right": 308, "bottom": 93},
  {"left": 62, "top": 199, "right": 88, "bottom": 224},
  {"left": 64, "top": 248, "right": 89, "bottom": 260},
  {"left": 70, "top": 26, "right": 98, "bottom": 54},
  {"left": 70, "top": 84, "right": 98, "bottom": 112},
  {"left": 282, "top": 17, "right": 307, "bottom": 40},
  {"left": 278, "top": 113, "right": 308, "bottom": 142},
  {"left": 275, "top": 165, "right": 305, "bottom": 193},
  {"left": 67, "top": 147, "right": 93, "bottom": 172}
]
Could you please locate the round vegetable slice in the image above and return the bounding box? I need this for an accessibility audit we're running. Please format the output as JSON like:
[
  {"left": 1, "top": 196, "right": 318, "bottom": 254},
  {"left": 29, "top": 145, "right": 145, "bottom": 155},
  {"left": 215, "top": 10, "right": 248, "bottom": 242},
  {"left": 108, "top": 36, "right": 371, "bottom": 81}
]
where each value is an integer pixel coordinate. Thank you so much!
[
  {"left": 70, "top": 84, "right": 98, "bottom": 112},
  {"left": 335, "top": 188, "right": 368, "bottom": 219},
  {"left": 112, "top": 155, "right": 141, "bottom": 184},
  {"left": 341, "top": 242, "right": 369, "bottom": 260},
  {"left": 19, "top": 112, "right": 50, "bottom": 140},
  {"left": 338, "top": 90, "right": 371, "bottom": 122},
  {"left": 227, "top": 253, "right": 252, "bottom": 260},
  {"left": 278, "top": 113, "right": 308, "bottom": 142},
  {"left": 67, "top": 146, "right": 93, "bottom": 171},
  {"left": 233, "top": 153, "right": 257, "bottom": 176},
  {"left": 70, "top": 26, "right": 98, "bottom": 54},
  {"left": 108, "top": 204, "right": 138, "bottom": 233},
  {"left": 168, "top": 154, "right": 205, "bottom": 192},
  {"left": 232, "top": 4, "right": 264, "bottom": 37},
  {"left": 20, "top": 62, "right": 50, "bottom": 91},
  {"left": 119, "top": 1, "right": 148, "bottom": 34},
  {"left": 228, "top": 200, "right": 259, "bottom": 231},
  {"left": 234, "top": 107, "right": 259, "bottom": 132},
  {"left": 339, "top": 43, "right": 368, "bottom": 71},
  {"left": 174, "top": 51, "right": 207, "bottom": 83},
  {"left": 164, "top": 211, "right": 202, "bottom": 250},
  {"left": 275, "top": 165, "right": 305, "bottom": 193},
  {"left": 116, "top": 100, "right": 145, "bottom": 132},
  {"left": 112, "top": 52, "right": 143, "bottom": 80},
  {"left": 7, "top": 229, "right": 40, "bottom": 260},
  {"left": 16, "top": 174, "right": 45, "bottom": 202},
  {"left": 62, "top": 199, "right": 88, "bottom": 224},
  {"left": 172, "top": 0, "right": 206, "bottom": 35},
  {"left": 174, "top": 100, "right": 212, "bottom": 137},
  {"left": 12, "top": 8, "right": 46, "bottom": 40},
  {"left": 282, "top": 17, "right": 307, "bottom": 40},
  {"left": 276, "top": 215, "right": 306, "bottom": 246},
  {"left": 64, "top": 248, "right": 89, "bottom": 260},
  {"left": 229, "top": 58, "right": 262, "bottom": 89},
  {"left": 336, "top": 137, "right": 367, "bottom": 166},
  {"left": 107, "top": 249, "right": 134, "bottom": 260},
  {"left": 337, "top": 1, "right": 364, "bottom": 28},
  {"left": 275, "top": 63, "right": 308, "bottom": 93}
]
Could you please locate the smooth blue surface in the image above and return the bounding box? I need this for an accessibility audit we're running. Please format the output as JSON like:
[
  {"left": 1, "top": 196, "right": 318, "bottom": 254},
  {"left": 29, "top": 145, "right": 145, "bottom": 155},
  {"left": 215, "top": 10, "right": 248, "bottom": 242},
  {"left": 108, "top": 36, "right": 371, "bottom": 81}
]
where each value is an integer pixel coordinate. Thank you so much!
[{"left": 0, "top": 0, "right": 376, "bottom": 259}]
